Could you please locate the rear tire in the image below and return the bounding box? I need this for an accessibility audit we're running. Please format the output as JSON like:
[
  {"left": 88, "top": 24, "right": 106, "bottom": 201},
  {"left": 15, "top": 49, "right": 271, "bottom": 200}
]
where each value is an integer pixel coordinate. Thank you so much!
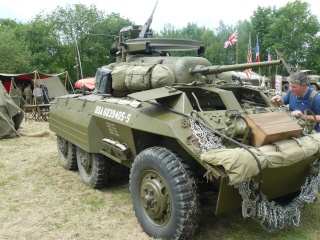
[
  {"left": 76, "top": 147, "right": 111, "bottom": 188},
  {"left": 282, "top": 83, "right": 289, "bottom": 92},
  {"left": 129, "top": 147, "right": 199, "bottom": 240},
  {"left": 311, "top": 84, "right": 318, "bottom": 91},
  {"left": 57, "top": 136, "right": 77, "bottom": 171}
]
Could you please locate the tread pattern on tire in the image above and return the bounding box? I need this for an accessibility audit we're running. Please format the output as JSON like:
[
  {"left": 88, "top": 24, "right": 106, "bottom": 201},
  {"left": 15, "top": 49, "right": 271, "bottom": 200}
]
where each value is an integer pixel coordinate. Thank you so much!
[
  {"left": 76, "top": 148, "right": 111, "bottom": 189},
  {"left": 57, "top": 136, "right": 77, "bottom": 171},
  {"left": 129, "top": 146, "right": 200, "bottom": 240}
]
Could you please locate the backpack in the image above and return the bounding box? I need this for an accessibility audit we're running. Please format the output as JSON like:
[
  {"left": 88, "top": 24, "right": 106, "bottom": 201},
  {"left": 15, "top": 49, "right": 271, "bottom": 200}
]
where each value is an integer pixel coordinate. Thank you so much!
[{"left": 309, "top": 89, "right": 318, "bottom": 107}]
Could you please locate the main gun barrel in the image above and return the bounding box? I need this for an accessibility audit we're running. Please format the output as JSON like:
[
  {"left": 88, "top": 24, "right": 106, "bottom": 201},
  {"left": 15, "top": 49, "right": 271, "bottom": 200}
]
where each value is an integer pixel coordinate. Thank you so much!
[{"left": 190, "top": 60, "right": 282, "bottom": 75}]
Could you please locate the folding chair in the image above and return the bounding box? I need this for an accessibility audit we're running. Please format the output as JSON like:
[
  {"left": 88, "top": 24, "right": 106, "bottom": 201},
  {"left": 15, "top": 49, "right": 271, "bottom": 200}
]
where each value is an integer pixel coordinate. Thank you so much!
[
  {"left": 36, "top": 104, "right": 49, "bottom": 121},
  {"left": 23, "top": 105, "right": 37, "bottom": 121}
]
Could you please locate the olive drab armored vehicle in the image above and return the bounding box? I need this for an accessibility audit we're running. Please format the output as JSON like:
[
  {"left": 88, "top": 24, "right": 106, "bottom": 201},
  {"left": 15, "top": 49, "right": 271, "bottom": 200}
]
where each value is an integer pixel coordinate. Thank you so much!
[{"left": 49, "top": 2, "right": 320, "bottom": 240}]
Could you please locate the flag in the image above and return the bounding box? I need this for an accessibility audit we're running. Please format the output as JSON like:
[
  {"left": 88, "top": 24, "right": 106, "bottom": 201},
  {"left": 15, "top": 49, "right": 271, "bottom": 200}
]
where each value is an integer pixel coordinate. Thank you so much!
[
  {"left": 246, "top": 33, "right": 252, "bottom": 78},
  {"left": 267, "top": 50, "right": 271, "bottom": 61},
  {"left": 254, "top": 39, "right": 260, "bottom": 62},
  {"left": 246, "top": 52, "right": 252, "bottom": 78},
  {"left": 224, "top": 30, "right": 238, "bottom": 48}
]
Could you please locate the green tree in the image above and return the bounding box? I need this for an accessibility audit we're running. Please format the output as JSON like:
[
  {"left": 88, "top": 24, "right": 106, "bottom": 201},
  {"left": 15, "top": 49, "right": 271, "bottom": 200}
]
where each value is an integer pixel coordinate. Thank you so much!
[
  {"left": 23, "top": 16, "right": 59, "bottom": 73},
  {"left": 25, "top": 4, "right": 132, "bottom": 81},
  {"left": 157, "top": 23, "right": 180, "bottom": 38},
  {"left": 0, "top": 21, "right": 32, "bottom": 73},
  {"left": 251, "top": 6, "right": 276, "bottom": 60},
  {"left": 306, "top": 35, "right": 320, "bottom": 73},
  {"left": 266, "top": 0, "right": 319, "bottom": 74},
  {"left": 210, "top": 21, "right": 237, "bottom": 65}
]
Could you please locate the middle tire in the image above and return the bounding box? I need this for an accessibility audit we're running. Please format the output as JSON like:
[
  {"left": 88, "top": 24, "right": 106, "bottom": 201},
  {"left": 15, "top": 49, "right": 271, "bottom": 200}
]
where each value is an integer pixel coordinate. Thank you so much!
[{"left": 76, "top": 147, "right": 111, "bottom": 188}]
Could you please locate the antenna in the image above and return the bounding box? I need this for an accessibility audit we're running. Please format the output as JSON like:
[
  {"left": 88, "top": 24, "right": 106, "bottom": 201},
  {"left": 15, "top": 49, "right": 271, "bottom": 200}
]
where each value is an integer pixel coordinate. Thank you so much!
[{"left": 74, "top": 34, "right": 84, "bottom": 80}]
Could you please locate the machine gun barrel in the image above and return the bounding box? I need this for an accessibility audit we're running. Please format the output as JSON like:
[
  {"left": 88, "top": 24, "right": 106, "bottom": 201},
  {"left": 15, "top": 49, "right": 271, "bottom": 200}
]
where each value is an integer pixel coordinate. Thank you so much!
[
  {"left": 190, "top": 60, "right": 282, "bottom": 75},
  {"left": 138, "top": 1, "right": 158, "bottom": 38}
]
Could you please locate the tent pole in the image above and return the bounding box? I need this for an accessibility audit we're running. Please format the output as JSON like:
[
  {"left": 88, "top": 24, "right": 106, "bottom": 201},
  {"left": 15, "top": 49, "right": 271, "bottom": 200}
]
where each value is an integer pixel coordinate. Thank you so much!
[{"left": 11, "top": 78, "right": 26, "bottom": 105}]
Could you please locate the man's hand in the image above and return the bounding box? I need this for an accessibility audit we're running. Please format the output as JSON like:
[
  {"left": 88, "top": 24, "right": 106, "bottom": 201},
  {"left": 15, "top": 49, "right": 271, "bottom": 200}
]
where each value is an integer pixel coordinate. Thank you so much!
[
  {"left": 271, "top": 95, "right": 284, "bottom": 106},
  {"left": 291, "top": 110, "right": 304, "bottom": 119}
]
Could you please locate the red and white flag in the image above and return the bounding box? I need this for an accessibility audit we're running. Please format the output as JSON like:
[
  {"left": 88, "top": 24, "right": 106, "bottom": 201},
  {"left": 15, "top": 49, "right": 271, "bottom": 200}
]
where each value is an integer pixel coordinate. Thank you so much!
[
  {"left": 267, "top": 50, "right": 271, "bottom": 61},
  {"left": 224, "top": 30, "right": 238, "bottom": 48}
]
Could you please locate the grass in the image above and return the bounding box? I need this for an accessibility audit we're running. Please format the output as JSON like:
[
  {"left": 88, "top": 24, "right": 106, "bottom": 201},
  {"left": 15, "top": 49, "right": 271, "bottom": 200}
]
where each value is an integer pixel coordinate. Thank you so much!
[{"left": 1, "top": 121, "right": 320, "bottom": 239}]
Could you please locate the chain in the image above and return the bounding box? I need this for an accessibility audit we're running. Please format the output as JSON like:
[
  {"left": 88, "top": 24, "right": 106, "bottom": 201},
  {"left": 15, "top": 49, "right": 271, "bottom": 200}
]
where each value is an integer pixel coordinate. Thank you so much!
[
  {"left": 189, "top": 116, "right": 320, "bottom": 232},
  {"left": 189, "top": 117, "right": 225, "bottom": 152},
  {"left": 237, "top": 168, "right": 320, "bottom": 232}
]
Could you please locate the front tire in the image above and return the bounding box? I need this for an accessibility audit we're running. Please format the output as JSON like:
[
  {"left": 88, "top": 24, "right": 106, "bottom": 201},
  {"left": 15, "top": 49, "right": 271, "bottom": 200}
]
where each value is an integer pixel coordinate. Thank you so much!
[
  {"left": 76, "top": 147, "right": 111, "bottom": 188},
  {"left": 129, "top": 147, "right": 199, "bottom": 240}
]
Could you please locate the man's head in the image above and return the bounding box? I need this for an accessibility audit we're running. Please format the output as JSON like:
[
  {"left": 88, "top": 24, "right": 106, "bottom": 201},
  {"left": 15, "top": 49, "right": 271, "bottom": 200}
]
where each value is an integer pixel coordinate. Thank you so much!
[
  {"left": 287, "top": 72, "right": 307, "bottom": 85},
  {"left": 287, "top": 72, "right": 308, "bottom": 97}
]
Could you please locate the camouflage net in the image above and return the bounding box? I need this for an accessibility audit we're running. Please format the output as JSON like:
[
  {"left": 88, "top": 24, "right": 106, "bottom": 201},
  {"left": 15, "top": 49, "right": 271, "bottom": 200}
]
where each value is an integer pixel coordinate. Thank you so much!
[{"left": 189, "top": 116, "right": 320, "bottom": 232}]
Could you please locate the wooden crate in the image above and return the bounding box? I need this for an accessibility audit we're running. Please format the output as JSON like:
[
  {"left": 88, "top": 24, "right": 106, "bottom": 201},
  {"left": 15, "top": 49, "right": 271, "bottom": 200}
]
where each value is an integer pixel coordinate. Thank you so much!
[{"left": 246, "top": 111, "right": 303, "bottom": 147}]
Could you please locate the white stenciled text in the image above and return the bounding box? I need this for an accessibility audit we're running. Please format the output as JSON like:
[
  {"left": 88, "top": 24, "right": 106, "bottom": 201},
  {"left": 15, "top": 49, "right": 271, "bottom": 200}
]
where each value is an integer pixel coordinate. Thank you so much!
[{"left": 94, "top": 106, "right": 131, "bottom": 123}]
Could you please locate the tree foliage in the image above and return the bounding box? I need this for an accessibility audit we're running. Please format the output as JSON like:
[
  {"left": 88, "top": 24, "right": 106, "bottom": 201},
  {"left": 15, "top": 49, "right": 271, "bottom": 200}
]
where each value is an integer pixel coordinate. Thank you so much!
[
  {"left": 0, "top": 22, "right": 32, "bottom": 73},
  {"left": 266, "top": 0, "right": 319, "bottom": 74}
]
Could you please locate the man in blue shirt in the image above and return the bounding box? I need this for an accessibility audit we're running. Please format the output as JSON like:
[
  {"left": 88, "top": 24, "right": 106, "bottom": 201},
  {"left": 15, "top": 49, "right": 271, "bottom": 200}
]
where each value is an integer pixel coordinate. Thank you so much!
[
  {"left": 40, "top": 84, "right": 50, "bottom": 104},
  {"left": 271, "top": 72, "right": 320, "bottom": 132}
]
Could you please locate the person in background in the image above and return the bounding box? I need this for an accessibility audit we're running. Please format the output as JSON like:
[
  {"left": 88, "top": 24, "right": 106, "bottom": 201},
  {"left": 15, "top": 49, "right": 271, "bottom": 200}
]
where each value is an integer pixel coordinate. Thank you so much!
[
  {"left": 33, "top": 84, "right": 43, "bottom": 104},
  {"left": 40, "top": 84, "right": 50, "bottom": 104},
  {"left": 271, "top": 72, "right": 320, "bottom": 132},
  {"left": 16, "top": 84, "right": 23, "bottom": 97},
  {"left": 23, "top": 83, "right": 33, "bottom": 105}
]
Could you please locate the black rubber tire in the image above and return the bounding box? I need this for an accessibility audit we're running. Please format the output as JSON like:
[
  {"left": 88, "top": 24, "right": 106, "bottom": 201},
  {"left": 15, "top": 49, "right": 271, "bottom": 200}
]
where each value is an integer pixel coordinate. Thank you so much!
[
  {"left": 76, "top": 147, "right": 111, "bottom": 189},
  {"left": 282, "top": 83, "right": 290, "bottom": 92},
  {"left": 129, "top": 147, "right": 199, "bottom": 240},
  {"left": 311, "top": 84, "right": 318, "bottom": 91},
  {"left": 57, "top": 136, "right": 77, "bottom": 171}
]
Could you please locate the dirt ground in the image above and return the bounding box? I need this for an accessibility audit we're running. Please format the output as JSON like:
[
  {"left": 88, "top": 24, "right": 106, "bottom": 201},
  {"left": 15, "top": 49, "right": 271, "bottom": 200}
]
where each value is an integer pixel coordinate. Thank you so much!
[
  {"left": 2, "top": 120, "right": 320, "bottom": 240},
  {"left": 0, "top": 121, "right": 150, "bottom": 240}
]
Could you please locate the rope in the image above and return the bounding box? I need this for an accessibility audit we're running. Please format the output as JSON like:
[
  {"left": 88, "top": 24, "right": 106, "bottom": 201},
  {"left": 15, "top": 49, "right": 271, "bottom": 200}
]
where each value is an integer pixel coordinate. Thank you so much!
[{"left": 0, "top": 112, "right": 27, "bottom": 143}]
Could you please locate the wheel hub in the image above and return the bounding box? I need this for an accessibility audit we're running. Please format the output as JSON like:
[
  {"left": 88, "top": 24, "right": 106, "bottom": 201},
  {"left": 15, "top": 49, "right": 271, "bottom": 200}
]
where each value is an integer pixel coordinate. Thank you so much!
[
  {"left": 140, "top": 171, "right": 171, "bottom": 226},
  {"left": 79, "top": 150, "right": 92, "bottom": 173}
]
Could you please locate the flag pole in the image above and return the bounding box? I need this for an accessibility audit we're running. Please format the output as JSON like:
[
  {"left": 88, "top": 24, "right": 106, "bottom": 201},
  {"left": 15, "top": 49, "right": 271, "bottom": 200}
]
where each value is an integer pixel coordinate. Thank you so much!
[
  {"left": 257, "top": 34, "right": 261, "bottom": 75},
  {"left": 268, "top": 48, "right": 271, "bottom": 77},
  {"left": 245, "top": 32, "right": 252, "bottom": 78},
  {"left": 236, "top": 29, "right": 238, "bottom": 64}
]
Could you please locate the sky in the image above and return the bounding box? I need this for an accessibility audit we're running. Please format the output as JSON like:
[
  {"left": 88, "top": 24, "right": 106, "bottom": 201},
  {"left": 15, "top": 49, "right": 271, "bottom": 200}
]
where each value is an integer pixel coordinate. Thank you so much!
[{"left": 0, "top": 0, "right": 319, "bottom": 32}]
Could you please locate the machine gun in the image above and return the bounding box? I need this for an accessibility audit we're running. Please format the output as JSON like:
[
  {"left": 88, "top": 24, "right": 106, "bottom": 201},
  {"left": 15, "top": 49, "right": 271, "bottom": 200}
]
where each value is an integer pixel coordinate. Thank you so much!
[{"left": 138, "top": 1, "right": 158, "bottom": 38}]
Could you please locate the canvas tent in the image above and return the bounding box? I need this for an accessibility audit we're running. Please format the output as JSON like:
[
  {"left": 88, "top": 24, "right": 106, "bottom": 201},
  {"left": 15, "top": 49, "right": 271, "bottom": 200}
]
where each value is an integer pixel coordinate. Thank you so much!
[
  {"left": 0, "top": 70, "right": 69, "bottom": 100},
  {"left": 0, "top": 81, "right": 24, "bottom": 139}
]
